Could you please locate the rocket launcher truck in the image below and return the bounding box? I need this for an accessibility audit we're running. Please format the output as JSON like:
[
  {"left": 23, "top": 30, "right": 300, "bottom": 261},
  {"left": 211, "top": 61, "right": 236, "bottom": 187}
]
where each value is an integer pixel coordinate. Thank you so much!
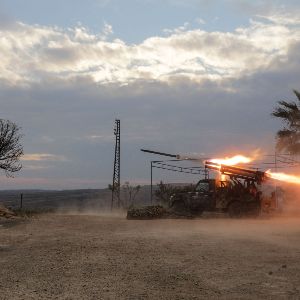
[{"left": 127, "top": 150, "right": 275, "bottom": 219}]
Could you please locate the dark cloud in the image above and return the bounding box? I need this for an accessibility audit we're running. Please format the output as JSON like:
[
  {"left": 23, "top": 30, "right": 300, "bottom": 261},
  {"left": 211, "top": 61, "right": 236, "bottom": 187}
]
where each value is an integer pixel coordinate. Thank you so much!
[
  {"left": 1, "top": 40, "right": 300, "bottom": 188},
  {"left": 0, "top": 15, "right": 300, "bottom": 188},
  {"left": 42, "top": 47, "right": 80, "bottom": 65}
]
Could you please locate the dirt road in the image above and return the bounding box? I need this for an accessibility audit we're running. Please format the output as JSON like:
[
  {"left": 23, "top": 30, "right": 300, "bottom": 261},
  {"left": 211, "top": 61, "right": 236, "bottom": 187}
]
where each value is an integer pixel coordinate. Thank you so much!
[{"left": 1, "top": 214, "right": 300, "bottom": 299}]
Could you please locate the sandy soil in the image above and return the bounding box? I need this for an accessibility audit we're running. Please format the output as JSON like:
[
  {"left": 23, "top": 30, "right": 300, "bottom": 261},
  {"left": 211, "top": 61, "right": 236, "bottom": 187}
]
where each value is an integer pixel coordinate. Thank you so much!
[{"left": 0, "top": 214, "right": 300, "bottom": 300}]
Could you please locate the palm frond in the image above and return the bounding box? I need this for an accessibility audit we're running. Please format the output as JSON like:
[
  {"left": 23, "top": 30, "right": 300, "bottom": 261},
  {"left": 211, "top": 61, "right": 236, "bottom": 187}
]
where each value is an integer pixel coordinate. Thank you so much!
[
  {"left": 277, "top": 129, "right": 294, "bottom": 138},
  {"left": 272, "top": 107, "right": 290, "bottom": 119},
  {"left": 287, "top": 142, "right": 300, "bottom": 154},
  {"left": 293, "top": 89, "right": 300, "bottom": 102},
  {"left": 273, "top": 90, "right": 300, "bottom": 154},
  {"left": 277, "top": 100, "right": 298, "bottom": 111}
]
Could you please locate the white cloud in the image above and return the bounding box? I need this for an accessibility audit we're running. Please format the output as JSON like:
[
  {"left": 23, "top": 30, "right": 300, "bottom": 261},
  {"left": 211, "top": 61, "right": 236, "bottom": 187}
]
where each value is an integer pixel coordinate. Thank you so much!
[
  {"left": 86, "top": 134, "right": 113, "bottom": 142},
  {"left": 101, "top": 22, "right": 113, "bottom": 39},
  {"left": 195, "top": 18, "right": 206, "bottom": 25},
  {"left": 24, "top": 164, "right": 49, "bottom": 170},
  {"left": 163, "top": 22, "right": 190, "bottom": 34},
  {"left": 1, "top": 33, "right": 300, "bottom": 188},
  {"left": 0, "top": 14, "right": 299, "bottom": 86},
  {"left": 22, "top": 154, "right": 67, "bottom": 161},
  {"left": 257, "top": 13, "right": 300, "bottom": 25},
  {"left": 41, "top": 136, "right": 55, "bottom": 143}
]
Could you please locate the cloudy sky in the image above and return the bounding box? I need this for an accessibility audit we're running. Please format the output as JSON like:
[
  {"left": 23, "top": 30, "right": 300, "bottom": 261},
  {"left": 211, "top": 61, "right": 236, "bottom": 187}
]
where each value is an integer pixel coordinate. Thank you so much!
[{"left": 0, "top": 0, "right": 300, "bottom": 189}]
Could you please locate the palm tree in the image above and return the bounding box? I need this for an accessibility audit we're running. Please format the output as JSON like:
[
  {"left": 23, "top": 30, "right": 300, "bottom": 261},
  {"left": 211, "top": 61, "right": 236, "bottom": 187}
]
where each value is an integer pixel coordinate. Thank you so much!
[{"left": 272, "top": 90, "right": 300, "bottom": 154}]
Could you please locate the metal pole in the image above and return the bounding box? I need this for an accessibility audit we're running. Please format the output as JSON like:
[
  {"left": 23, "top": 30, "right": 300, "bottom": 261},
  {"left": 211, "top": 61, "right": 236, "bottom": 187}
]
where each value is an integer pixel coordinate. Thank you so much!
[
  {"left": 20, "top": 193, "right": 23, "bottom": 210},
  {"left": 274, "top": 148, "right": 278, "bottom": 209},
  {"left": 111, "top": 119, "right": 121, "bottom": 210},
  {"left": 150, "top": 161, "right": 153, "bottom": 204},
  {"left": 118, "top": 121, "right": 121, "bottom": 208}
]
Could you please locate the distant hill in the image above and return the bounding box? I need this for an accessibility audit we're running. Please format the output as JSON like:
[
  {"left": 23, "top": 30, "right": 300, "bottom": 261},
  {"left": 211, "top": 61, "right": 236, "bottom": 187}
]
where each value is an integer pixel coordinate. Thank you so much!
[
  {"left": 0, "top": 186, "right": 152, "bottom": 212},
  {"left": 0, "top": 182, "right": 197, "bottom": 212}
]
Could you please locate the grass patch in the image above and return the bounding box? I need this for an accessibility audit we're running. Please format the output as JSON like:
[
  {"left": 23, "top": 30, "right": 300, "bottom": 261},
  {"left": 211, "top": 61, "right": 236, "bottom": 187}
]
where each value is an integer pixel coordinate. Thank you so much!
[{"left": 13, "top": 208, "right": 56, "bottom": 218}]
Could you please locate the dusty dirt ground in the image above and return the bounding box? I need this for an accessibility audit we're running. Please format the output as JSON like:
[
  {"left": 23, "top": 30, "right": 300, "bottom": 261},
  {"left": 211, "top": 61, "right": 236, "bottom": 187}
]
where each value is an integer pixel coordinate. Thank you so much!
[{"left": 1, "top": 214, "right": 300, "bottom": 299}]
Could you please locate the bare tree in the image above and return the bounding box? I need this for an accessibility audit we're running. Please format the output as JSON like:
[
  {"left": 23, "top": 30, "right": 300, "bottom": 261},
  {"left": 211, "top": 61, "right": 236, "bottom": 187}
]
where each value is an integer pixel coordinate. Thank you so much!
[
  {"left": 155, "top": 181, "right": 195, "bottom": 205},
  {"left": 122, "top": 182, "right": 141, "bottom": 208},
  {"left": 0, "top": 119, "right": 23, "bottom": 176},
  {"left": 155, "top": 181, "right": 177, "bottom": 204}
]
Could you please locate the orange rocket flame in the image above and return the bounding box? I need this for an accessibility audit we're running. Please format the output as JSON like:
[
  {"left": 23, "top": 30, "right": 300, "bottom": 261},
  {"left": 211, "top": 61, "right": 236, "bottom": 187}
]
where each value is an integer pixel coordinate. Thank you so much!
[
  {"left": 266, "top": 170, "right": 300, "bottom": 185},
  {"left": 207, "top": 153, "right": 300, "bottom": 185},
  {"left": 208, "top": 155, "right": 253, "bottom": 166}
]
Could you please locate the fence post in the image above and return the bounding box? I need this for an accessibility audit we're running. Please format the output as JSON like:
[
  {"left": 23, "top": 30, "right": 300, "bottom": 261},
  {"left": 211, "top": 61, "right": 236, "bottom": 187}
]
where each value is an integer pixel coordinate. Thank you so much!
[{"left": 20, "top": 193, "right": 23, "bottom": 210}]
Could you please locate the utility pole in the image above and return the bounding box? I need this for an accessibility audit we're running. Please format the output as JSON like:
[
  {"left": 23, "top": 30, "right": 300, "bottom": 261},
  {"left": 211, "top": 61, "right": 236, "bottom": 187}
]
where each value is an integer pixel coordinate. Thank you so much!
[{"left": 111, "top": 119, "right": 121, "bottom": 210}]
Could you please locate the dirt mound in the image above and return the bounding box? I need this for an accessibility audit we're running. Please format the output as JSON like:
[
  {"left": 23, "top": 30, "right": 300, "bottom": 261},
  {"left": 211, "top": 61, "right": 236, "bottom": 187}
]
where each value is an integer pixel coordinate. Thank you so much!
[
  {"left": 0, "top": 204, "right": 16, "bottom": 219},
  {"left": 127, "top": 205, "right": 166, "bottom": 219}
]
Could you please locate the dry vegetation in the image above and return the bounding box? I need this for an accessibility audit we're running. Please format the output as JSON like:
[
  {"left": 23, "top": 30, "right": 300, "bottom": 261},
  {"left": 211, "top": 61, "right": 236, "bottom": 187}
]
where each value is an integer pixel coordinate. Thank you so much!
[{"left": 1, "top": 213, "right": 300, "bottom": 299}]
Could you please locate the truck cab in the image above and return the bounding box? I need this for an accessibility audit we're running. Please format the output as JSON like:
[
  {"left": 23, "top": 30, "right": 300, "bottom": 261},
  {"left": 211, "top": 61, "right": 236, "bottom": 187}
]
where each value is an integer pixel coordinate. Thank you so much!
[
  {"left": 195, "top": 179, "right": 216, "bottom": 193},
  {"left": 169, "top": 179, "right": 217, "bottom": 215}
]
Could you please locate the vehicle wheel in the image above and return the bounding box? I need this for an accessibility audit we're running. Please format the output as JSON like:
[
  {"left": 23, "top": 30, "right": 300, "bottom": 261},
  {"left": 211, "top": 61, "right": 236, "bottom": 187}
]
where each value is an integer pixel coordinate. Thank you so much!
[
  {"left": 190, "top": 206, "right": 204, "bottom": 216},
  {"left": 171, "top": 199, "right": 186, "bottom": 212},
  {"left": 228, "top": 201, "right": 244, "bottom": 218},
  {"left": 245, "top": 202, "right": 261, "bottom": 217},
  {"left": 170, "top": 198, "right": 194, "bottom": 217}
]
